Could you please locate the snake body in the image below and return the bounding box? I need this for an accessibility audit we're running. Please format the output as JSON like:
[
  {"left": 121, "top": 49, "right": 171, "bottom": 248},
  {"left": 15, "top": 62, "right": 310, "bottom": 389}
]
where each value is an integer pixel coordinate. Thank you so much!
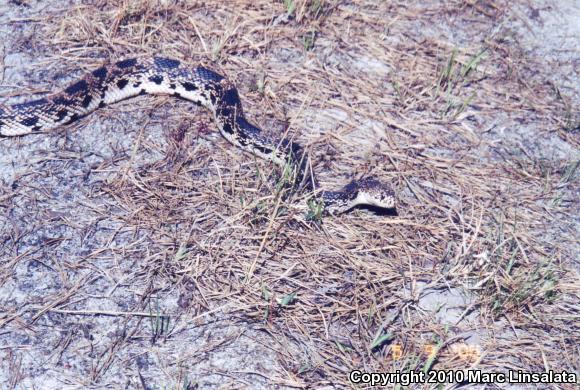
[{"left": 0, "top": 57, "right": 395, "bottom": 214}]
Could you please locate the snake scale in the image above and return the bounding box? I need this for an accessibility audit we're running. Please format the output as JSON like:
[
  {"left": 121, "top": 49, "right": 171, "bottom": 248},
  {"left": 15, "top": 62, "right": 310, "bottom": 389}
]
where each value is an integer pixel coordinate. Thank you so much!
[{"left": 0, "top": 56, "right": 395, "bottom": 214}]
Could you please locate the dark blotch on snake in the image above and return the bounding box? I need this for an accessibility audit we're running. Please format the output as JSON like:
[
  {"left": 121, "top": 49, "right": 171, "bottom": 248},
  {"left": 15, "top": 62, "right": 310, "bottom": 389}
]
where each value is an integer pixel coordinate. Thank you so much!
[
  {"left": 53, "top": 96, "right": 71, "bottom": 106},
  {"left": 148, "top": 75, "right": 164, "bottom": 85},
  {"left": 81, "top": 94, "right": 93, "bottom": 108},
  {"left": 169, "top": 83, "right": 176, "bottom": 89},
  {"left": 65, "top": 80, "right": 88, "bottom": 95},
  {"left": 221, "top": 121, "right": 234, "bottom": 135},
  {"left": 64, "top": 113, "right": 79, "bottom": 125},
  {"left": 13, "top": 98, "right": 48, "bottom": 111},
  {"left": 133, "top": 82, "right": 142, "bottom": 88},
  {"left": 222, "top": 88, "right": 241, "bottom": 106},
  {"left": 100, "top": 85, "right": 108, "bottom": 100},
  {"left": 154, "top": 57, "right": 180, "bottom": 69},
  {"left": 182, "top": 82, "right": 197, "bottom": 91},
  {"left": 216, "top": 106, "right": 234, "bottom": 119},
  {"left": 69, "top": 113, "right": 79, "bottom": 122},
  {"left": 209, "top": 92, "right": 218, "bottom": 106},
  {"left": 20, "top": 117, "right": 39, "bottom": 127},
  {"left": 208, "top": 83, "right": 223, "bottom": 105},
  {"left": 92, "top": 67, "right": 107, "bottom": 79},
  {"left": 253, "top": 143, "right": 274, "bottom": 156},
  {"left": 197, "top": 66, "right": 224, "bottom": 83},
  {"left": 56, "top": 109, "right": 69, "bottom": 121},
  {"left": 236, "top": 117, "right": 262, "bottom": 136},
  {"left": 235, "top": 125, "right": 250, "bottom": 143},
  {"left": 116, "top": 79, "right": 129, "bottom": 90},
  {"left": 116, "top": 58, "right": 137, "bottom": 69}
]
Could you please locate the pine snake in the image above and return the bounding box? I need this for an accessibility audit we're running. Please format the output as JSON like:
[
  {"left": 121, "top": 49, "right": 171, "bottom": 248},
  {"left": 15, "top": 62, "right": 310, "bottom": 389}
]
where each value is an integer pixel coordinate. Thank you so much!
[{"left": 0, "top": 57, "right": 396, "bottom": 215}]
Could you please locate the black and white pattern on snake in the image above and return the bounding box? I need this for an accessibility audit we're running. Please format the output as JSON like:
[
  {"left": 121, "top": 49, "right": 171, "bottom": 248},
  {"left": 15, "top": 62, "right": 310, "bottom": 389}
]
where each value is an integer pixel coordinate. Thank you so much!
[{"left": 0, "top": 56, "right": 396, "bottom": 214}]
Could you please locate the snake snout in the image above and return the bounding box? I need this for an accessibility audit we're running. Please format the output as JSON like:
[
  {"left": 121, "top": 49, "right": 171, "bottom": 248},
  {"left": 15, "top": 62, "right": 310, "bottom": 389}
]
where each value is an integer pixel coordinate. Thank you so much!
[{"left": 356, "top": 178, "right": 396, "bottom": 209}]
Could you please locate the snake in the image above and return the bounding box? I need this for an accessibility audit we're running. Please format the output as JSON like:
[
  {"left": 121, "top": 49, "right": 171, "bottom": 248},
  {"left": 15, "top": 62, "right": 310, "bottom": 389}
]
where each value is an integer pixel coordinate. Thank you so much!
[{"left": 0, "top": 56, "right": 396, "bottom": 215}]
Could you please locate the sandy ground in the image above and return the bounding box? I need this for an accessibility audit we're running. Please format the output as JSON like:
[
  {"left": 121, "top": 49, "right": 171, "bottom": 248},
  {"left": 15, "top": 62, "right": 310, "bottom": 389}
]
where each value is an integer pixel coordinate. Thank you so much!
[{"left": 0, "top": 0, "right": 578, "bottom": 389}]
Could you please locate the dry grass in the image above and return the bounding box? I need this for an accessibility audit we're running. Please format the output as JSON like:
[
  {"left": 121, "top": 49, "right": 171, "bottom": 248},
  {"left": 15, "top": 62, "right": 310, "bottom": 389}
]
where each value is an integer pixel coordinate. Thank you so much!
[{"left": 1, "top": 0, "right": 578, "bottom": 388}]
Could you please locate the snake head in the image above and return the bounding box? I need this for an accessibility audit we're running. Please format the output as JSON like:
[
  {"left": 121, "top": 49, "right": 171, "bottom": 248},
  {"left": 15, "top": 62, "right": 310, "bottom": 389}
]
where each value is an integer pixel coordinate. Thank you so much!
[
  {"left": 319, "top": 177, "right": 396, "bottom": 215},
  {"left": 339, "top": 177, "right": 396, "bottom": 211},
  {"left": 352, "top": 177, "right": 396, "bottom": 209}
]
